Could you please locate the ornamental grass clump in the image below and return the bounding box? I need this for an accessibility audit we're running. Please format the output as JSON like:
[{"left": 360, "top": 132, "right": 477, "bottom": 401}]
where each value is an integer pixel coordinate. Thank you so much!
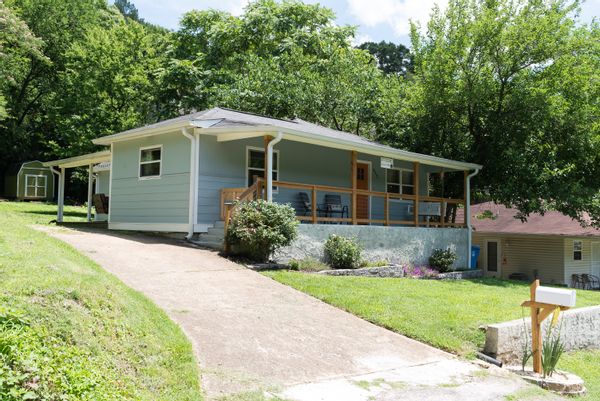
[
  {"left": 541, "top": 310, "right": 565, "bottom": 378},
  {"left": 226, "top": 200, "right": 299, "bottom": 262},
  {"left": 323, "top": 234, "right": 362, "bottom": 269}
]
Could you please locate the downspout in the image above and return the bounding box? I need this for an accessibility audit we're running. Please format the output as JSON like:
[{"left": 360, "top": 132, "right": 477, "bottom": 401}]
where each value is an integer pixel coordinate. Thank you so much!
[
  {"left": 466, "top": 168, "right": 480, "bottom": 269},
  {"left": 193, "top": 132, "right": 200, "bottom": 228},
  {"left": 182, "top": 128, "right": 196, "bottom": 240},
  {"left": 267, "top": 132, "right": 283, "bottom": 202}
]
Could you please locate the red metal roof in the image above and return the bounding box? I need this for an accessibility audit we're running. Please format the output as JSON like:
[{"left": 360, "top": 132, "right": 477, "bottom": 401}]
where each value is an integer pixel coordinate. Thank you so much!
[{"left": 465, "top": 202, "right": 600, "bottom": 237}]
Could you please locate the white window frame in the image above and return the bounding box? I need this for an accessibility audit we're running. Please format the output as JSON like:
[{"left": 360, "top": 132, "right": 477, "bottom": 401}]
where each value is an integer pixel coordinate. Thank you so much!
[
  {"left": 138, "top": 145, "right": 162, "bottom": 180},
  {"left": 573, "top": 240, "right": 583, "bottom": 261},
  {"left": 246, "top": 146, "right": 279, "bottom": 193},
  {"left": 385, "top": 168, "right": 414, "bottom": 199},
  {"left": 24, "top": 174, "right": 47, "bottom": 198}
]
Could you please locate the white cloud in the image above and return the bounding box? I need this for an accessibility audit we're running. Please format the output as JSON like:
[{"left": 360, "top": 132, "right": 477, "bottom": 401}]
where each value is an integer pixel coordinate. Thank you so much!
[
  {"left": 346, "top": 0, "right": 448, "bottom": 36},
  {"left": 352, "top": 33, "right": 373, "bottom": 46}
]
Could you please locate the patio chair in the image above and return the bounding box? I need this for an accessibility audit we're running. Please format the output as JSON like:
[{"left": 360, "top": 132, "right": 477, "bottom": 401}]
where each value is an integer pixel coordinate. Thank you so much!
[
  {"left": 582, "top": 274, "right": 600, "bottom": 290},
  {"left": 297, "top": 192, "right": 324, "bottom": 217},
  {"left": 92, "top": 193, "right": 109, "bottom": 214},
  {"left": 323, "top": 194, "right": 348, "bottom": 220},
  {"left": 571, "top": 274, "right": 584, "bottom": 289}
]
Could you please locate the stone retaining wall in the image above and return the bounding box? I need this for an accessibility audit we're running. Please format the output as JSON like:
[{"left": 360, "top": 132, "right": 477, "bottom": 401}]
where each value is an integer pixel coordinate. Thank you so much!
[
  {"left": 318, "top": 265, "right": 405, "bottom": 278},
  {"left": 483, "top": 305, "right": 600, "bottom": 364},
  {"left": 434, "top": 269, "right": 483, "bottom": 280},
  {"left": 274, "top": 224, "right": 469, "bottom": 267}
]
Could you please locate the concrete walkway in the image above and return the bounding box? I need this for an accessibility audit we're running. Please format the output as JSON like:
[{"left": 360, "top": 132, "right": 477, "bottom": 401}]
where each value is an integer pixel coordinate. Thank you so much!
[{"left": 40, "top": 226, "right": 560, "bottom": 401}]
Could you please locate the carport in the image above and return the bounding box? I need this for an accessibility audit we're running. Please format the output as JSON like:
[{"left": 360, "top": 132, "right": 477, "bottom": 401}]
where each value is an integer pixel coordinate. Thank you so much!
[{"left": 43, "top": 150, "right": 111, "bottom": 222}]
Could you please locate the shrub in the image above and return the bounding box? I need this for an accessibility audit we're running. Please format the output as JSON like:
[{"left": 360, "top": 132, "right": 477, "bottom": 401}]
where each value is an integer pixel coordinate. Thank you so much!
[
  {"left": 226, "top": 200, "right": 299, "bottom": 262},
  {"left": 288, "top": 257, "right": 329, "bottom": 272},
  {"left": 429, "top": 248, "right": 457, "bottom": 272},
  {"left": 323, "top": 234, "right": 362, "bottom": 269}
]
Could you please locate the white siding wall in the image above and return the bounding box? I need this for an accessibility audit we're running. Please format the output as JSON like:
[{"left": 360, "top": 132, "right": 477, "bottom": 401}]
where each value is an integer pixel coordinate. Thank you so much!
[{"left": 563, "top": 238, "right": 593, "bottom": 285}]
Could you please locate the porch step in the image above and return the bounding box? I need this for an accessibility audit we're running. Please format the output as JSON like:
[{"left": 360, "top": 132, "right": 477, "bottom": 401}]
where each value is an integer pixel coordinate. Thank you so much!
[
  {"left": 191, "top": 220, "right": 225, "bottom": 250},
  {"left": 213, "top": 220, "right": 225, "bottom": 228},
  {"left": 192, "top": 240, "right": 224, "bottom": 250}
]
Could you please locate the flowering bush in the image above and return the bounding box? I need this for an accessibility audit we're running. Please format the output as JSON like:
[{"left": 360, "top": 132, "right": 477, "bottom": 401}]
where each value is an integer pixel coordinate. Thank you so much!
[
  {"left": 403, "top": 264, "right": 438, "bottom": 278},
  {"left": 226, "top": 200, "right": 299, "bottom": 262},
  {"left": 323, "top": 234, "right": 362, "bottom": 269},
  {"left": 428, "top": 248, "right": 457, "bottom": 272}
]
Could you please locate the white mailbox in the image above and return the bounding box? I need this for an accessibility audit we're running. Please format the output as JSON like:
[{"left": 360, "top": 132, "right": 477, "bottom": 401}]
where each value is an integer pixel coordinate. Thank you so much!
[{"left": 535, "top": 286, "right": 576, "bottom": 307}]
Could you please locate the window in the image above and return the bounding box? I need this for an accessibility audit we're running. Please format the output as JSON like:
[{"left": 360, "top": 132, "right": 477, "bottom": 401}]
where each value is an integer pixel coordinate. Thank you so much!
[
  {"left": 139, "top": 146, "right": 161, "bottom": 179},
  {"left": 25, "top": 175, "right": 46, "bottom": 198},
  {"left": 386, "top": 168, "right": 414, "bottom": 195},
  {"left": 574, "top": 240, "right": 583, "bottom": 261},
  {"left": 246, "top": 147, "right": 278, "bottom": 190}
]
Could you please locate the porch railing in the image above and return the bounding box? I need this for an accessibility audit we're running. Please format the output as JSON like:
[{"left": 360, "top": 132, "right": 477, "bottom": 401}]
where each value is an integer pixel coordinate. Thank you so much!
[{"left": 220, "top": 178, "right": 466, "bottom": 234}]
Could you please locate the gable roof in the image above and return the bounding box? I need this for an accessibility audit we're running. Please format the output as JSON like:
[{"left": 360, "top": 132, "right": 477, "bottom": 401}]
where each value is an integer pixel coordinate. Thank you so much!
[
  {"left": 92, "top": 107, "right": 482, "bottom": 171},
  {"left": 467, "top": 201, "right": 600, "bottom": 237}
]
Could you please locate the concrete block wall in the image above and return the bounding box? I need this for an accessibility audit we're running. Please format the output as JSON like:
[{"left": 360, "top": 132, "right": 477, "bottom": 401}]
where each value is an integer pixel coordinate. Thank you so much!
[
  {"left": 484, "top": 306, "right": 600, "bottom": 364},
  {"left": 274, "top": 224, "right": 469, "bottom": 267}
]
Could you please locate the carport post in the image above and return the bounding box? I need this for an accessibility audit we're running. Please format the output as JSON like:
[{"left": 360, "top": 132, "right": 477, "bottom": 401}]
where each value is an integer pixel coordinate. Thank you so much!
[
  {"left": 58, "top": 167, "right": 65, "bottom": 222},
  {"left": 86, "top": 163, "right": 93, "bottom": 222}
]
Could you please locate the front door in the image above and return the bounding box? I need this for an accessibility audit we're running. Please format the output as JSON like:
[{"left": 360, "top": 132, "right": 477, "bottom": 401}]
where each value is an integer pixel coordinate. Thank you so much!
[
  {"left": 592, "top": 242, "right": 600, "bottom": 277},
  {"left": 485, "top": 240, "right": 501, "bottom": 277},
  {"left": 356, "top": 162, "right": 370, "bottom": 221}
]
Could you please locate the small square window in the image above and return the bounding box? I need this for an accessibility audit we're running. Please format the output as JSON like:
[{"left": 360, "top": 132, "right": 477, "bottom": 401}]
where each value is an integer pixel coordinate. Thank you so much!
[
  {"left": 139, "top": 146, "right": 162, "bottom": 178},
  {"left": 574, "top": 240, "right": 582, "bottom": 261}
]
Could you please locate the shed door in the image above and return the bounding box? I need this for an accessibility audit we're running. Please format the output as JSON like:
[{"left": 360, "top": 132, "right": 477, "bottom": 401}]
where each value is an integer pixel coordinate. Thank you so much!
[
  {"left": 486, "top": 240, "right": 501, "bottom": 276},
  {"left": 592, "top": 242, "right": 600, "bottom": 277},
  {"left": 356, "top": 162, "right": 369, "bottom": 221}
]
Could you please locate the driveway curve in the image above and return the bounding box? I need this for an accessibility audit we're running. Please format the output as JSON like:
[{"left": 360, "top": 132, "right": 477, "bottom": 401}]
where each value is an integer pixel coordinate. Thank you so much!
[{"left": 41, "top": 226, "right": 559, "bottom": 401}]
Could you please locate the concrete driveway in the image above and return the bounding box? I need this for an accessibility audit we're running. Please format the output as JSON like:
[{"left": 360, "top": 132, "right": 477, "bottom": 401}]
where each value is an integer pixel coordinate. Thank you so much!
[{"left": 41, "top": 226, "right": 560, "bottom": 401}]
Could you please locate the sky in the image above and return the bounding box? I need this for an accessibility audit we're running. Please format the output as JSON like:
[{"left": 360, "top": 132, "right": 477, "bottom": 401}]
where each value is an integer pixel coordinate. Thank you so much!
[{"left": 127, "top": 0, "right": 599, "bottom": 45}]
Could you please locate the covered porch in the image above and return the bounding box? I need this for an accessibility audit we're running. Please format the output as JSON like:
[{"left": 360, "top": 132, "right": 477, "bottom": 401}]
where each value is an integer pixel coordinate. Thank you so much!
[{"left": 43, "top": 150, "right": 111, "bottom": 223}]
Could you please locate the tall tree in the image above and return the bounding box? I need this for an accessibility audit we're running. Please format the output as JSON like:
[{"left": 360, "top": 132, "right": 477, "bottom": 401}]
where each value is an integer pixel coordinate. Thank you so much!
[
  {"left": 402, "top": 0, "right": 600, "bottom": 224},
  {"left": 358, "top": 41, "right": 413, "bottom": 76},
  {"left": 114, "top": 0, "right": 143, "bottom": 23}
]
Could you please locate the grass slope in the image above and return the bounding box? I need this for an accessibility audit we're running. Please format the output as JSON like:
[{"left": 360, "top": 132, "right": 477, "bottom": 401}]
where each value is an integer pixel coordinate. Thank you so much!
[
  {"left": 0, "top": 202, "right": 202, "bottom": 401},
  {"left": 265, "top": 271, "right": 600, "bottom": 400}
]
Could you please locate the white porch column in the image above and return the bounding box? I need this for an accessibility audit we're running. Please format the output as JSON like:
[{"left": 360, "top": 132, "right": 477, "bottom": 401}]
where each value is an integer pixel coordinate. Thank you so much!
[
  {"left": 58, "top": 167, "right": 65, "bottom": 223},
  {"left": 466, "top": 169, "right": 480, "bottom": 269},
  {"left": 266, "top": 132, "right": 283, "bottom": 202},
  {"left": 86, "top": 163, "right": 93, "bottom": 222}
]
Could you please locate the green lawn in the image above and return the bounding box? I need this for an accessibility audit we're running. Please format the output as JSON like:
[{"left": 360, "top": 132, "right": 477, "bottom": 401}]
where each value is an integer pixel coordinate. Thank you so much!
[
  {"left": 0, "top": 201, "right": 202, "bottom": 401},
  {"left": 265, "top": 271, "right": 600, "bottom": 399}
]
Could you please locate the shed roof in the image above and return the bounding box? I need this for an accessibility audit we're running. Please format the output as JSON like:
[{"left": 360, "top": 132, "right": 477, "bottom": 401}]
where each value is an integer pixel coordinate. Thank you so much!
[
  {"left": 92, "top": 107, "right": 482, "bottom": 171},
  {"left": 467, "top": 202, "right": 600, "bottom": 237}
]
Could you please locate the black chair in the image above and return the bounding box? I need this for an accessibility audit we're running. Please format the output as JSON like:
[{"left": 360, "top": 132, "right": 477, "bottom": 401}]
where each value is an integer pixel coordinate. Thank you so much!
[
  {"left": 297, "top": 192, "right": 324, "bottom": 217},
  {"left": 323, "top": 194, "right": 348, "bottom": 220},
  {"left": 571, "top": 274, "right": 584, "bottom": 289},
  {"left": 582, "top": 274, "right": 600, "bottom": 290}
]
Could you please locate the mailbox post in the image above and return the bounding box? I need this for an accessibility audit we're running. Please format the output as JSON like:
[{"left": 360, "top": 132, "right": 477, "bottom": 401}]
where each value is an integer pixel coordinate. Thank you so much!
[{"left": 521, "top": 280, "right": 576, "bottom": 374}]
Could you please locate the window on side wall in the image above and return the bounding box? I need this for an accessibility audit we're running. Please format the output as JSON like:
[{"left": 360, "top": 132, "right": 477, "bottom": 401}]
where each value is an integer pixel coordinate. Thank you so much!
[
  {"left": 573, "top": 240, "right": 582, "bottom": 261},
  {"left": 386, "top": 168, "right": 414, "bottom": 195},
  {"left": 139, "top": 146, "right": 162, "bottom": 179},
  {"left": 247, "top": 148, "right": 278, "bottom": 191}
]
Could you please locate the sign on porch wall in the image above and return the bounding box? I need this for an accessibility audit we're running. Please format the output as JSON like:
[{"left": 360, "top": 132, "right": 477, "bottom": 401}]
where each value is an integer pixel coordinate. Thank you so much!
[{"left": 380, "top": 157, "right": 394, "bottom": 169}]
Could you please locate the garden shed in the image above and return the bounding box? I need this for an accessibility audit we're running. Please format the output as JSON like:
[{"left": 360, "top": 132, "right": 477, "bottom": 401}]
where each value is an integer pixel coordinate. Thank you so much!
[{"left": 3, "top": 160, "right": 54, "bottom": 201}]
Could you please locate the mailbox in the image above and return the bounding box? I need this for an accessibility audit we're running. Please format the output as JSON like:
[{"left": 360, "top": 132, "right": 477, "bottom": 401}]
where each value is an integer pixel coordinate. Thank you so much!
[{"left": 535, "top": 286, "right": 576, "bottom": 307}]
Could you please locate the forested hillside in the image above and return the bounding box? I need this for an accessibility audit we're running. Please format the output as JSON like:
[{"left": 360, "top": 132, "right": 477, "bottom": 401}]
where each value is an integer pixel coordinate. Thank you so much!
[{"left": 1, "top": 0, "right": 598, "bottom": 224}]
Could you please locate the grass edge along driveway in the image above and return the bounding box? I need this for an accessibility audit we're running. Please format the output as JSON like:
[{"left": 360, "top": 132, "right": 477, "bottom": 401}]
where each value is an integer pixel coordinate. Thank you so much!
[
  {"left": 264, "top": 271, "right": 600, "bottom": 401},
  {"left": 0, "top": 201, "right": 202, "bottom": 401}
]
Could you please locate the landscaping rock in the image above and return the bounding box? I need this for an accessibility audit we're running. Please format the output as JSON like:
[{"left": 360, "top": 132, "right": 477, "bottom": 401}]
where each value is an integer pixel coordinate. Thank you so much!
[
  {"left": 507, "top": 367, "right": 586, "bottom": 396},
  {"left": 432, "top": 269, "right": 483, "bottom": 280},
  {"left": 318, "top": 265, "right": 405, "bottom": 278}
]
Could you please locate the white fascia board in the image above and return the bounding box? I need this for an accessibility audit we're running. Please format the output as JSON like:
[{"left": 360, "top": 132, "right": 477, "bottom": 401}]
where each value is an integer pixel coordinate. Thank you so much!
[
  {"left": 206, "top": 125, "right": 482, "bottom": 171},
  {"left": 43, "top": 151, "right": 112, "bottom": 168},
  {"left": 92, "top": 121, "right": 193, "bottom": 145}
]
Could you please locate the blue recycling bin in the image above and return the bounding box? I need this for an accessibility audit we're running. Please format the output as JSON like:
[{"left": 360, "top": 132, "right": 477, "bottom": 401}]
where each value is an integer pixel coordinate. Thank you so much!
[{"left": 471, "top": 245, "right": 480, "bottom": 269}]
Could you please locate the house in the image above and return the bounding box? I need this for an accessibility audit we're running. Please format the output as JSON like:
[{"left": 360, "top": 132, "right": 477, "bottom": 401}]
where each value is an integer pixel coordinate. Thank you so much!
[
  {"left": 469, "top": 202, "right": 600, "bottom": 286},
  {"left": 3, "top": 161, "right": 54, "bottom": 201},
  {"left": 43, "top": 108, "right": 482, "bottom": 267}
]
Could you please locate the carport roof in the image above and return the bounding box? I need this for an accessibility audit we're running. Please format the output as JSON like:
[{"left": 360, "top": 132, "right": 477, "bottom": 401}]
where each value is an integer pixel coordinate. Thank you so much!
[{"left": 43, "top": 150, "right": 111, "bottom": 169}]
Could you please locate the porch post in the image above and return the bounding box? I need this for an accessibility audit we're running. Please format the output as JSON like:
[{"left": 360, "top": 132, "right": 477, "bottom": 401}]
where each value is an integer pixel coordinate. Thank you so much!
[
  {"left": 464, "top": 170, "right": 468, "bottom": 226},
  {"left": 440, "top": 170, "right": 445, "bottom": 228},
  {"left": 86, "top": 163, "right": 93, "bottom": 222},
  {"left": 266, "top": 132, "right": 283, "bottom": 202},
  {"left": 263, "top": 135, "right": 272, "bottom": 196},
  {"left": 351, "top": 151, "right": 357, "bottom": 225},
  {"left": 413, "top": 162, "right": 420, "bottom": 227},
  {"left": 57, "top": 167, "right": 65, "bottom": 223}
]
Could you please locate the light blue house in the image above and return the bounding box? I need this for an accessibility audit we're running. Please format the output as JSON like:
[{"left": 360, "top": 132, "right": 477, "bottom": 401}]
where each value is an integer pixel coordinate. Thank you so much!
[{"left": 44, "top": 108, "right": 482, "bottom": 267}]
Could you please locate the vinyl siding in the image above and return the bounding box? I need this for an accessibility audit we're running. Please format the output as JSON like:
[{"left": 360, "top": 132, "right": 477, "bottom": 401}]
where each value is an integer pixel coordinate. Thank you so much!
[
  {"left": 196, "top": 135, "right": 433, "bottom": 225},
  {"left": 563, "top": 238, "right": 593, "bottom": 284},
  {"left": 473, "top": 233, "right": 566, "bottom": 285},
  {"left": 110, "top": 132, "right": 190, "bottom": 225},
  {"left": 96, "top": 170, "right": 110, "bottom": 194}
]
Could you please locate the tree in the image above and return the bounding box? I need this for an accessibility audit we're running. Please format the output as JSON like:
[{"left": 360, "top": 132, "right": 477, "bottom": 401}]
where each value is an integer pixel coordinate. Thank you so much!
[
  {"left": 114, "top": 0, "right": 143, "bottom": 23},
  {"left": 402, "top": 0, "right": 600, "bottom": 225},
  {"left": 358, "top": 41, "right": 413, "bottom": 76}
]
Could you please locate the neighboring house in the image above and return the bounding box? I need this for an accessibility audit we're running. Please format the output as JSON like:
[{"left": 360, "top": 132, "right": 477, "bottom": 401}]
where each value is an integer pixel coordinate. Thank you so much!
[
  {"left": 3, "top": 161, "right": 54, "bottom": 201},
  {"left": 469, "top": 202, "right": 600, "bottom": 286},
  {"left": 43, "top": 108, "right": 482, "bottom": 267}
]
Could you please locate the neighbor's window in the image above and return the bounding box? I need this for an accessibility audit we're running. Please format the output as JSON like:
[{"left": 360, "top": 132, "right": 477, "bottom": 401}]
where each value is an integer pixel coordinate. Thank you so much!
[
  {"left": 573, "top": 240, "right": 582, "bottom": 261},
  {"left": 386, "top": 168, "right": 414, "bottom": 195},
  {"left": 139, "top": 146, "right": 162, "bottom": 178},
  {"left": 25, "top": 174, "right": 46, "bottom": 198},
  {"left": 247, "top": 148, "right": 278, "bottom": 190}
]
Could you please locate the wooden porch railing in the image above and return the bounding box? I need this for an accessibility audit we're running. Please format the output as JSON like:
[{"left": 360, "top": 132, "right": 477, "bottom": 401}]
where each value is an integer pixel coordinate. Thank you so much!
[{"left": 220, "top": 178, "right": 466, "bottom": 232}]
